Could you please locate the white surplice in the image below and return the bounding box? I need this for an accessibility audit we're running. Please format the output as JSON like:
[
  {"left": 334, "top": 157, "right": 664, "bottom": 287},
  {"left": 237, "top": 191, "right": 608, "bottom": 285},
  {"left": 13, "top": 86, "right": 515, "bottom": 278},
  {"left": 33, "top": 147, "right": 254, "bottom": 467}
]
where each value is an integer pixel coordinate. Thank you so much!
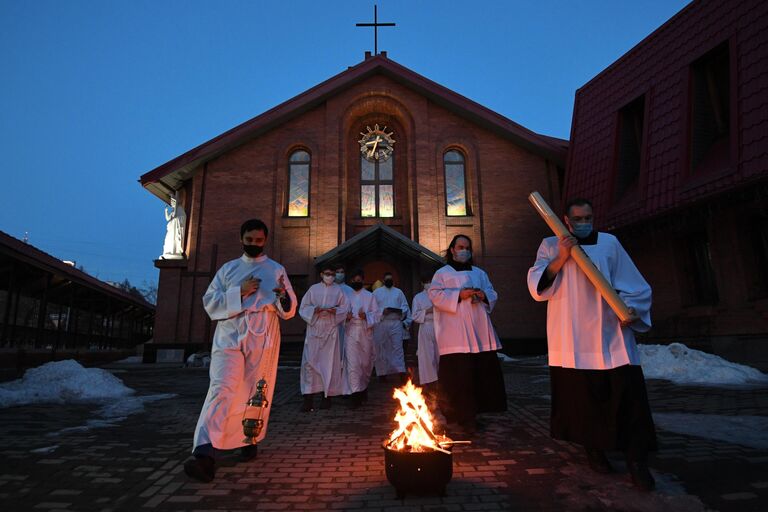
[
  {"left": 336, "top": 283, "right": 355, "bottom": 369},
  {"left": 428, "top": 265, "right": 501, "bottom": 355},
  {"left": 299, "top": 282, "right": 349, "bottom": 397},
  {"left": 526, "top": 232, "right": 652, "bottom": 370},
  {"left": 342, "top": 288, "right": 379, "bottom": 394},
  {"left": 412, "top": 289, "right": 439, "bottom": 385},
  {"left": 193, "top": 253, "right": 297, "bottom": 451},
  {"left": 372, "top": 285, "right": 412, "bottom": 376}
]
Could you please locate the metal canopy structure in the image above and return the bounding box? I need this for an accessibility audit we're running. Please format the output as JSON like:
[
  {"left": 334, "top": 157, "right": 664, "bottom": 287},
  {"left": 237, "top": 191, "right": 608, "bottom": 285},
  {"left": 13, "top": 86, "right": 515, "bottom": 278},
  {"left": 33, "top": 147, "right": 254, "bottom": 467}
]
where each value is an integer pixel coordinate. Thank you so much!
[
  {"left": 0, "top": 230, "right": 154, "bottom": 355},
  {"left": 314, "top": 223, "right": 445, "bottom": 268}
]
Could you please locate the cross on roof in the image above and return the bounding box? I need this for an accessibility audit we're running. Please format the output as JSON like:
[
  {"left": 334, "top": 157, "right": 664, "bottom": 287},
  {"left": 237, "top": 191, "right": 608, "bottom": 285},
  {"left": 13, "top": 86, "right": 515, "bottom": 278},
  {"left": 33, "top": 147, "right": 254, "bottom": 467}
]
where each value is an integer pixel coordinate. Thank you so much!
[{"left": 356, "top": 4, "right": 395, "bottom": 55}]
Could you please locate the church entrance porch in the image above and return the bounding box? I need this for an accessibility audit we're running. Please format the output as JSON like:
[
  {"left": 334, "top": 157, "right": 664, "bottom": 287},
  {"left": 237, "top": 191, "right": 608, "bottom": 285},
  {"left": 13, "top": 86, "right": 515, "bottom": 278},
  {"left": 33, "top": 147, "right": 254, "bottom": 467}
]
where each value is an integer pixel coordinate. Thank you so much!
[{"left": 314, "top": 223, "right": 444, "bottom": 300}]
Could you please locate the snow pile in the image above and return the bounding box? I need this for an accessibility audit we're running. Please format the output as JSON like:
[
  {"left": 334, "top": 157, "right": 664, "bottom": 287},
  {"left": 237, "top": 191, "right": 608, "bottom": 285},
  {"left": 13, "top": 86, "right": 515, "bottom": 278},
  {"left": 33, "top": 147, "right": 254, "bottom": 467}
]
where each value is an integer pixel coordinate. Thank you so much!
[
  {"left": 0, "top": 360, "right": 175, "bottom": 437},
  {"left": 497, "top": 352, "right": 518, "bottom": 363},
  {"left": 186, "top": 352, "right": 211, "bottom": 368},
  {"left": 0, "top": 359, "right": 134, "bottom": 408},
  {"left": 639, "top": 343, "right": 768, "bottom": 386}
]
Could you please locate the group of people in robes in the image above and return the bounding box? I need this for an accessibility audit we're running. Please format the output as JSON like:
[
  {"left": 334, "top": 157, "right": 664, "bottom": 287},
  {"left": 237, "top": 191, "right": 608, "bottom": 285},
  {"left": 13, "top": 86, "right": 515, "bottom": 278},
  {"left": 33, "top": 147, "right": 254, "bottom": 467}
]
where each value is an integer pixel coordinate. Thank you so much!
[
  {"left": 297, "top": 266, "right": 433, "bottom": 412},
  {"left": 185, "top": 200, "right": 658, "bottom": 492}
]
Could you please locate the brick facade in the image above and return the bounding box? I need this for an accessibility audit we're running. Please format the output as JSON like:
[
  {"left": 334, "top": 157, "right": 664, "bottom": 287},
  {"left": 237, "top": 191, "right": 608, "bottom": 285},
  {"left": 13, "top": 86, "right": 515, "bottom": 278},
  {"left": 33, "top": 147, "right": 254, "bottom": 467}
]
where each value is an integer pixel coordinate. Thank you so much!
[{"left": 144, "top": 55, "right": 566, "bottom": 348}]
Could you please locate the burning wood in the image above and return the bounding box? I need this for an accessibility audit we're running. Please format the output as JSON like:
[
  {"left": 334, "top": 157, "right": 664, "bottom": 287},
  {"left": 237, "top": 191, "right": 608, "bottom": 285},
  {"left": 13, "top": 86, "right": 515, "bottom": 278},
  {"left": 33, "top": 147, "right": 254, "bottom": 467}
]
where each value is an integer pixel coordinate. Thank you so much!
[{"left": 386, "top": 379, "right": 469, "bottom": 454}]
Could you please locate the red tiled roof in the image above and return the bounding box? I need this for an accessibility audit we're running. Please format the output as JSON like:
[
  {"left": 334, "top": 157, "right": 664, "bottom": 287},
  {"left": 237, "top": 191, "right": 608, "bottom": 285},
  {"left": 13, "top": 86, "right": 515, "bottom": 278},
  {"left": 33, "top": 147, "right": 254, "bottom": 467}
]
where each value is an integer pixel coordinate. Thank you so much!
[
  {"left": 139, "top": 54, "right": 567, "bottom": 201},
  {"left": 565, "top": 0, "right": 768, "bottom": 228}
]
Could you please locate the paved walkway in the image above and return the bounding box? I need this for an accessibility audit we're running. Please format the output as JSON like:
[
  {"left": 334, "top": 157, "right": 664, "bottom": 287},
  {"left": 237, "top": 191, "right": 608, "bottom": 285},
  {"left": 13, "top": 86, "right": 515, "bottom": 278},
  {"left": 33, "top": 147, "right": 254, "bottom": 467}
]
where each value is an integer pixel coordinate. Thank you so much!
[{"left": 1, "top": 358, "right": 767, "bottom": 511}]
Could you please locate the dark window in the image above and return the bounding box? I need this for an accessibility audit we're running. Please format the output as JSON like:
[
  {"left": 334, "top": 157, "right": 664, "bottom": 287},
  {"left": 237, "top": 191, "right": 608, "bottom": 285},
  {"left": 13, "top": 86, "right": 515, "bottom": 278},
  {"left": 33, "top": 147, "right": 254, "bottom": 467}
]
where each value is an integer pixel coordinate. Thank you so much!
[
  {"left": 615, "top": 96, "right": 645, "bottom": 200},
  {"left": 444, "top": 150, "right": 469, "bottom": 216},
  {"left": 361, "top": 155, "right": 394, "bottom": 218},
  {"left": 690, "top": 42, "right": 731, "bottom": 173},
  {"left": 287, "top": 150, "right": 310, "bottom": 217},
  {"left": 677, "top": 232, "right": 719, "bottom": 306},
  {"left": 741, "top": 217, "right": 768, "bottom": 300}
]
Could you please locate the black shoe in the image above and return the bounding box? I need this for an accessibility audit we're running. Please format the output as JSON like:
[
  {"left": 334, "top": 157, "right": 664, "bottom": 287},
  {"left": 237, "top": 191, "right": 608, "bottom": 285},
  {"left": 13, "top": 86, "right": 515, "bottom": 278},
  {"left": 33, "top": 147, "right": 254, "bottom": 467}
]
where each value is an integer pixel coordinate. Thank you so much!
[
  {"left": 301, "top": 395, "right": 314, "bottom": 412},
  {"left": 319, "top": 396, "right": 332, "bottom": 409},
  {"left": 183, "top": 456, "right": 215, "bottom": 482},
  {"left": 349, "top": 393, "right": 362, "bottom": 409},
  {"left": 585, "top": 448, "right": 614, "bottom": 474},
  {"left": 627, "top": 460, "right": 655, "bottom": 491},
  {"left": 239, "top": 444, "right": 258, "bottom": 462},
  {"left": 361, "top": 388, "right": 368, "bottom": 402}
]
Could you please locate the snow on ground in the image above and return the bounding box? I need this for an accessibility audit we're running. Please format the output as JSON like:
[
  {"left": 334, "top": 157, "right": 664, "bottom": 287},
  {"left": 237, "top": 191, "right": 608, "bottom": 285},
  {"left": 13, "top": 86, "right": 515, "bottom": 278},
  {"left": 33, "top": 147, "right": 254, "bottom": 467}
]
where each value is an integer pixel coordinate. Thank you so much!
[
  {"left": 654, "top": 413, "right": 768, "bottom": 449},
  {"left": 497, "top": 353, "right": 518, "bottom": 362},
  {"left": 0, "top": 359, "right": 134, "bottom": 407},
  {"left": 639, "top": 343, "right": 768, "bottom": 386},
  {"left": 0, "top": 360, "right": 174, "bottom": 442}
]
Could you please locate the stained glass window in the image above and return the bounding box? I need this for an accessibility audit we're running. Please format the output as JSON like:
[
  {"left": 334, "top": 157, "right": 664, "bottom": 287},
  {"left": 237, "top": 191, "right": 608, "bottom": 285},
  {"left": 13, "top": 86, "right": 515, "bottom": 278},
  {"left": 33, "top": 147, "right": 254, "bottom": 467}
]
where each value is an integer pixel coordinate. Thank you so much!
[
  {"left": 361, "top": 185, "right": 376, "bottom": 217},
  {"left": 288, "top": 150, "right": 310, "bottom": 217},
  {"left": 444, "top": 150, "right": 468, "bottom": 216},
  {"left": 360, "top": 154, "right": 394, "bottom": 217}
]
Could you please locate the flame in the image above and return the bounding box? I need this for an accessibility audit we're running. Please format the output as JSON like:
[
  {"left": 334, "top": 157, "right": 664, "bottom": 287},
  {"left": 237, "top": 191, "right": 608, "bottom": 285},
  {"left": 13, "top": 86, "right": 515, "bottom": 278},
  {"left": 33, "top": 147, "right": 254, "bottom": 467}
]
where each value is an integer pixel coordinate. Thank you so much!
[{"left": 386, "top": 379, "right": 447, "bottom": 452}]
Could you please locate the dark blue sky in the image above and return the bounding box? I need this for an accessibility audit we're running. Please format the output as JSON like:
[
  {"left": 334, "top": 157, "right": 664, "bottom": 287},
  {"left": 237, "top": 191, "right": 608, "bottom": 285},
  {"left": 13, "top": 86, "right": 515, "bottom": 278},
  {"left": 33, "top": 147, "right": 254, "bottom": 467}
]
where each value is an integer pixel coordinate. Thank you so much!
[{"left": 0, "top": 0, "right": 690, "bottom": 288}]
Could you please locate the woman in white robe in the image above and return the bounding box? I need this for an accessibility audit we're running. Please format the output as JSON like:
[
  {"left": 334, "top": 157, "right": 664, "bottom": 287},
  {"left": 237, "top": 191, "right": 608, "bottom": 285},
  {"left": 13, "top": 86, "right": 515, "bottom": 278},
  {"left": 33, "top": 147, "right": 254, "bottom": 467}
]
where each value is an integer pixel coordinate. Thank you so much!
[{"left": 299, "top": 269, "right": 349, "bottom": 410}]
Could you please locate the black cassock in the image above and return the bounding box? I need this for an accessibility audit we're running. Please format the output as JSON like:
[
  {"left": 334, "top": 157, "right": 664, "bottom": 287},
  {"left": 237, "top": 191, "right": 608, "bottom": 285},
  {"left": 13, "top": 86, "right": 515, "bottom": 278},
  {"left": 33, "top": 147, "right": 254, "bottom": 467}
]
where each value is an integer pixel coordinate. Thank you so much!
[{"left": 550, "top": 364, "right": 657, "bottom": 459}]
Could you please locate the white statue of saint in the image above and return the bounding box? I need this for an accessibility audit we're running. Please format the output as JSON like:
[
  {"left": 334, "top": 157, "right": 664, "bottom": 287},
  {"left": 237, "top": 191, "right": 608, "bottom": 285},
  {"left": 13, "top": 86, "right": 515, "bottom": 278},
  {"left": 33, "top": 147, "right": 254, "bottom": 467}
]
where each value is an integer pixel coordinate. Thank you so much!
[{"left": 161, "top": 191, "right": 187, "bottom": 259}]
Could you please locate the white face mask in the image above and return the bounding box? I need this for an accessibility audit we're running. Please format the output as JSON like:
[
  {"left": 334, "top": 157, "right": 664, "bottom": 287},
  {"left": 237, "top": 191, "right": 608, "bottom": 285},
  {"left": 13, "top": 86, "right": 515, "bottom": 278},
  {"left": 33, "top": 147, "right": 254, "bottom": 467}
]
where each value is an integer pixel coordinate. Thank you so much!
[
  {"left": 322, "top": 274, "right": 335, "bottom": 285},
  {"left": 454, "top": 249, "right": 471, "bottom": 263},
  {"left": 423, "top": 282, "right": 431, "bottom": 290}
]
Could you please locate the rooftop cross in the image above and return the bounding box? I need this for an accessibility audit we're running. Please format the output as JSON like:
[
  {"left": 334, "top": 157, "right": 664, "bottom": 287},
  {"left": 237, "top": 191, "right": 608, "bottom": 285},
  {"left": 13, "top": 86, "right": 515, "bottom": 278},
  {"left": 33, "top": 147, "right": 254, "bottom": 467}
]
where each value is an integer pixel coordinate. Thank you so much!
[{"left": 356, "top": 4, "right": 395, "bottom": 55}]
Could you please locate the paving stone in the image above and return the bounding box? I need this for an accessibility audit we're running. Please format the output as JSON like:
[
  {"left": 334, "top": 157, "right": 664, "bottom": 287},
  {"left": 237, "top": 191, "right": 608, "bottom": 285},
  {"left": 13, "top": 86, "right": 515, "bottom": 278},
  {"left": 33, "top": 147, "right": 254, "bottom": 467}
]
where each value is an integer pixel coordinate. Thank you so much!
[{"left": 0, "top": 363, "right": 766, "bottom": 511}]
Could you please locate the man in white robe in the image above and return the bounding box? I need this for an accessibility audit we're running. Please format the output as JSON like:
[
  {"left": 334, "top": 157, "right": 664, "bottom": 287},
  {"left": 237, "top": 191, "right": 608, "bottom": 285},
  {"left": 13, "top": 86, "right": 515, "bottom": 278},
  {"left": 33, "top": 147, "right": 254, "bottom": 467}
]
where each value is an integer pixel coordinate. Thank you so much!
[
  {"left": 299, "top": 266, "right": 349, "bottom": 411},
  {"left": 333, "top": 262, "right": 355, "bottom": 373},
  {"left": 184, "top": 219, "right": 297, "bottom": 483},
  {"left": 372, "top": 272, "right": 411, "bottom": 382},
  {"left": 526, "top": 198, "right": 656, "bottom": 491},
  {"left": 341, "top": 269, "right": 379, "bottom": 408},
  {"left": 412, "top": 275, "right": 439, "bottom": 387},
  {"left": 429, "top": 235, "right": 507, "bottom": 435}
]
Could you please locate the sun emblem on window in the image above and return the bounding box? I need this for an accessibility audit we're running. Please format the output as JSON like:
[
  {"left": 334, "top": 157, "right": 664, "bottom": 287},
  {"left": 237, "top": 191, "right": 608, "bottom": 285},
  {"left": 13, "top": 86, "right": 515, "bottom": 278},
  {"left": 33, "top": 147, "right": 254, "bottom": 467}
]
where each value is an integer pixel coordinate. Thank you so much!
[{"left": 358, "top": 124, "right": 395, "bottom": 162}]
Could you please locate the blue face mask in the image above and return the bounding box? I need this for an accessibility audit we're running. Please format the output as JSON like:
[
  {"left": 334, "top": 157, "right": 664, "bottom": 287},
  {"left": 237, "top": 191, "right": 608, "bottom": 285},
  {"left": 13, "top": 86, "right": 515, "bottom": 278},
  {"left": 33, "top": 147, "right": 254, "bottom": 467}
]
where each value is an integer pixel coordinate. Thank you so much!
[
  {"left": 454, "top": 249, "right": 471, "bottom": 263},
  {"left": 571, "top": 223, "right": 593, "bottom": 239}
]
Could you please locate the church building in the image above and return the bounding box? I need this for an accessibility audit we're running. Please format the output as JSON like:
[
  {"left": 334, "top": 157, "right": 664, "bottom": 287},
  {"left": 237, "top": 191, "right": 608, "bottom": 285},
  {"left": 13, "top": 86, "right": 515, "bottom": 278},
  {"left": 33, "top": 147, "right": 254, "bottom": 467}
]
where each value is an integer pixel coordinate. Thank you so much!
[{"left": 140, "top": 52, "right": 567, "bottom": 349}]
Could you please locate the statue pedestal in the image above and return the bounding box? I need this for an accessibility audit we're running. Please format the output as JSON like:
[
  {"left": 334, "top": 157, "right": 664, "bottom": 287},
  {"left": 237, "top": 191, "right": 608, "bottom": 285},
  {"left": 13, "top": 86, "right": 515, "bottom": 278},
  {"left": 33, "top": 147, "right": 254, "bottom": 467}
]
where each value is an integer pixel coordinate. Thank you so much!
[{"left": 154, "top": 257, "right": 187, "bottom": 270}]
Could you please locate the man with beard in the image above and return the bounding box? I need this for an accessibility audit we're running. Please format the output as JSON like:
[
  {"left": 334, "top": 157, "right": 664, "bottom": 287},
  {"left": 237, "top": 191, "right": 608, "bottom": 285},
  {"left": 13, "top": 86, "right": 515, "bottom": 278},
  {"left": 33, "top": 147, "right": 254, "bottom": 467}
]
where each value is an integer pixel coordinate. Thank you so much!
[{"left": 428, "top": 235, "right": 507, "bottom": 436}]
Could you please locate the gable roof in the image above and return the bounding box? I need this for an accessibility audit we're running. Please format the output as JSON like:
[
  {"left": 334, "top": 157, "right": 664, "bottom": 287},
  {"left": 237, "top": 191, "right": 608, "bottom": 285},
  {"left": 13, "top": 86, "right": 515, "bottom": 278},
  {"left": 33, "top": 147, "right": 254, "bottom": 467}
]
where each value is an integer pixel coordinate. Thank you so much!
[
  {"left": 314, "top": 223, "right": 445, "bottom": 268},
  {"left": 139, "top": 54, "right": 568, "bottom": 202}
]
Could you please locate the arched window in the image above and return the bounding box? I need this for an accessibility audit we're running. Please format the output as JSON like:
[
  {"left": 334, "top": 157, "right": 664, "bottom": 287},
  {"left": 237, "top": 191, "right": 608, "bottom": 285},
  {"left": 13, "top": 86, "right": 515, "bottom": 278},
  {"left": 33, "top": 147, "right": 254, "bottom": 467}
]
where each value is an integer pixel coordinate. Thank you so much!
[
  {"left": 360, "top": 155, "right": 394, "bottom": 218},
  {"left": 287, "top": 150, "right": 310, "bottom": 217},
  {"left": 444, "top": 150, "right": 468, "bottom": 216}
]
